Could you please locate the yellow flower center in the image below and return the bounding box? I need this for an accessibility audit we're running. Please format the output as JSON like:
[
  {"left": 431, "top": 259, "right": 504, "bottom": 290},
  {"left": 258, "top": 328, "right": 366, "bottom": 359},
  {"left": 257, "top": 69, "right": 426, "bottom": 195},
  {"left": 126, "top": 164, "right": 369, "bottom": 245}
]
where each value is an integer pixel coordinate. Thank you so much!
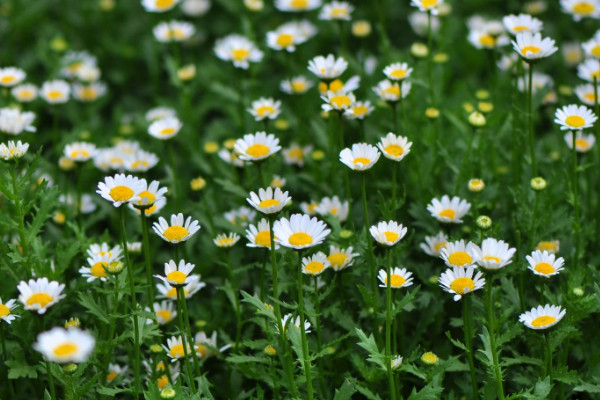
[
  {"left": 387, "top": 274, "right": 406, "bottom": 287},
  {"left": 0, "top": 304, "right": 10, "bottom": 318},
  {"left": 521, "top": 46, "right": 541, "bottom": 55},
  {"left": 331, "top": 7, "right": 348, "bottom": 17},
  {"left": 434, "top": 241, "right": 447, "bottom": 252},
  {"left": 448, "top": 251, "right": 473, "bottom": 266},
  {"left": 512, "top": 25, "right": 529, "bottom": 32},
  {"left": 259, "top": 199, "right": 280, "bottom": 209},
  {"left": 157, "top": 375, "right": 169, "bottom": 389},
  {"left": 288, "top": 148, "right": 303, "bottom": 160},
  {"left": 91, "top": 262, "right": 108, "bottom": 278},
  {"left": 232, "top": 48, "right": 250, "bottom": 61},
  {"left": 326, "top": 253, "right": 346, "bottom": 268},
  {"left": 18, "top": 89, "right": 34, "bottom": 99},
  {"left": 534, "top": 262, "right": 555, "bottom": 274},
  {"left": 27, "top": 293, "right": 54, "bottom": 308},
  {"left": 291, "top": 81, "right": 306, "bottom": 92},
  {"left": 162, "top": 225, "right": 189, "bottom": 242},
  {"left": 479, "top": 34, "right": 496, "bottom": 47},
  {"left": 531, "top": 315, "right": 557, "bottom": 327},
  {"left": 450, "top": 277, "right": 475, "bottom": 295},
  {"left": 109, "top": 185, "right": 134, "bottom": 202},
  {"left": 422, "top": 0, "right": 438, "bottom": 8},
  {"left": 384, "top": 85, "right": 400, "bottom": 97},
  {"left": 71, "top": 150, "right": 90, "bottom": 159},
  {"left": 439, "top": 208, "right": 456, "bottom": 220},
  {"left": 573, "top": 2, "right": 594, "bottom": 14},
  {"left": 246, "top": 143, "right": 270, "bottom": 158},
  {"left": 196, "top": 344, "right": 208, "bottom": 357},
  {"left": 171, "top": 28, "right": 186, "bottom": 40},
  {"left": 216, "top": 237, "right": 236, "bottom": 247},
  {"left": 1, "top": 75, "right": 16, "bottom": 84},
  {"left": 53, "top": 342, "right": 78, "bottom": 357},
  {"left": 291, "top": 0, "right": 308, "bottom": 8},
  {"left": 390, "top": 69, "right": 406, "bottom": 79},
  {"left": 331, "top": 95, "right": 351, "bottom": 108},
  {"left": 482, "top": 256, "right": 501, "bottom": 264},
  {"left": 329, "top": 80, "right": 344, "bottom": 92},
  {"left": 137, "top": 190, "right": 156, "bottom": 206},
  {"left": 255, "top": 230, "right": 272, "bottom": 247},
  {"left": 156, "top": 0, "right": 174, "bottom": 8},
  {"left": 422, "top": 352, "right": 439, "bottom": 364},
  {"left": 160, "top": 127, "right": 175, "bottom": 136},
  {"left": 166, "top": 270, "right": 187, "bottom": 284},
  {"left": 353, "top": 157, "right": 371, "bottom": 165},
  {"left": 352, "top": 105, "right": 369, "bottom": 117},
  {"left": 156, "top": 310, "right": 172, "bottom": 321},
  {"left": 80, "top": 87, "right": 97, "bottom": 100},
  {"left": 305, "top": 261, "right": 325, "bottom": 274},
  {"left": 565, "top": 115, "right": 585, "bottom": 128},
  {"left": 385, "top": 144, "right": 404, "bottom": 157},
  {"left": 169, "top": 344, "right": 185, "bottom": 358},
  {"left": 383, "top": 231, "right": 399, "bottom": 243},
  {"left": 575, "top": 138, "right": 589, "bottom": 149},
  {"left": 106, "top": 371, "right": 118, "bottom": 382},
  {"left": 592, "top": 45, "right": 600, "bottom": 58},
  {"left": 584, "top": 93, "right": 596, "bottom": 102},
  {"left": 536, "top": 241, "right": 558, "bottom": 252},
  {"left": 256, "top": 105, "right": 275, "bottom": 117},
  {"left": 47, "top": 90, "right": 63, "bottom": 100},
  {"left": 276, "top": 33, "right": 294, "bottom": 47},
  {"left": 288, "top": 232, "right": 313, "bottom": 246}
]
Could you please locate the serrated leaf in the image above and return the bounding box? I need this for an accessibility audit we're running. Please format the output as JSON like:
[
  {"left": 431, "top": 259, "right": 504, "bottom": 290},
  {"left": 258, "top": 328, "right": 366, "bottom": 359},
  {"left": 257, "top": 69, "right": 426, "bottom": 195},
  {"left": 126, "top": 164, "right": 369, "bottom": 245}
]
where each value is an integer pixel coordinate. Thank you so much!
[
  {"left": 333, "top": 378, "right": 357, "bottom": 400},
  {"left": 78, "top": 292, "right": 110, "bottom": 324},
  {"left": 6, "top": 359, "right": 39, "bottom": 379},
  {"left": 355, "top": 328, "right": 386, "bottom": 371}
]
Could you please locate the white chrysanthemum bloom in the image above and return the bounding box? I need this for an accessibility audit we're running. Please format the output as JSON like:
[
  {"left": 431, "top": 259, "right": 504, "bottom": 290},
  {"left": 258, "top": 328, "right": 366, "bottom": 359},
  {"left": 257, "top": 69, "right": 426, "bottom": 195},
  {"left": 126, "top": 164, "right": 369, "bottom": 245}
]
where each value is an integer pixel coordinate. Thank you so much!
[
  {"left": 273, "top": 213, "right": 331, "bottom": 250},
  {"left": 582, "top": 34, "right": 600, "bottom": 59},
  {"left": 275, "top": 0, "right": 321, "bottom": 11},
  {"left": 370, "top": 221, "right": 408, "bottom": 246},
  {"left": 575, "top": 84, "right": 598, "bottom": 106},
  {"left": 114, "top": 140, "right": 140, "bottom": 155},
  {"left": 302, "top": 252, "right": 331, "bottom": 275},
  {"left": 224, "top": 206, "right": 256, "bottom": 227},
  {"left": 327, "top": 245, "right": 359, "bottom": 271},
  {"left": 517, "top": 71, "right": 553, "bottom": 93},
  {"left": 565, "top": 131, "right": 595, "bottom": 152},
  {"left": 0, "top": 67, "right": 26, "bottom": 87},
  {"left": 408, "top": 11, "right": 440, "bottom": 36},
  {"left": 127, "top": 242, "right": 142, "bottom": 253},
  {"left": 247, "top": 98, "right": 282, "bottom": 121},
  {"left": 270, "top": 175, "right": 286, "bottom": 188},
  {"left": 391, "top": 355, "right": 403, "bottom": 370},
  {"left": 130, "top": 179, "right": 168, "bottom": 209},
  {"left": 497, "top": 53, "right": 519, "bottom": 71},
  {"left": 410, "top": 0, "right": 443, "bottom": 14},
  {"left": 148, "top": 301, "right": 177, "bottom": 325},
  {"left": 319, "top": 1, "right": 354, "bottom": 20},
  {"left": 145, "top": 360, "right": 180, "bottom": 389},
  {"left": 60, "top": 51, "right": 97, "bottom": 78},
  {"left": 420, "top": 232, "right": 448, "bottom": 257},
  {"left": 214, "top": 232, "right": 241, "bottom": 248},
  {"left": 234, "top": 131, "right": 281, "bottom": 161},
  {"left": 218, "top": 149, "right": 245, "bottom": 167},
  {"left": 74, "top": 63, "right": 101, "bottom": 82},
  {"left": 536, "top": 240, "right": 560, "bottom": 254},
  {"left": 339, "top": 143, "right": 381, "bottom": 171},
  {"left": 519, "top": 304, "right": 566, "bottom": 330},
  {"left": 383, "top": 62, "right": 413, "bottom": 81},
  {"left": 282, "top": 143, "right": 312, "bottom": 166},
  {"left": 153, "top": 21, "right": 196, "bottom": 42},
  {"left": 214, "top": 34, "right": 264, "bottom": 69},
  {"left": 148, "top": 117, "right": 182, "bottom": 140},
  {"left": 468, "top": 30, "right": 510, "bottom": 49},
  {"left": 577, "top": 59, "right": 600, "bottom": 82},
  {"left": 291, "top": 20, "right": 318, "bottom": 41},
  {"left": 279, "top": 314, "right": 311, "bottom": 335},
  {"left": 40, "top": 80, "right": 71, "bottom": 104},
  {"left": 33, "top": 327, "right": 95, "bottom": 364},
  {"left": 373, "top": 79, "right": 411, "bottom": 102},
  {"left": 92, "top": 149, "right": 125, "bottom": 172},
  {"left": 280, "top": 76, "right": 314, "bottom": 94},
  {"left": 181, "top": 0, "right": 210, "bottom": 16},
  {"left": 378, "top": 267, "right": 414, "bottom": 289},
  {"left": 0, "top": 108, "right": 36, "bottom": 135},
  {"left": 473, "top": 238, "right": 516, "bottom": 270},
  {"left": 11, "top": 83, "right": 37, "bottom": 102},
  {"left": 72, "top": 82, "right": 107, "bottom": 102},
  {"left": 266, "top": 23, "right": 303, "bottom": 52},
  {"left": 64, "top": 142, "right": 97, "bottom": 162},
  {"left": 87, "top": 243, "right": 122, "bottom": 259},
  {"left": 0, "top": 140, "right": 29, "bottom": 160},
  {"left": 164, "top": 336, "right": 192, "bottom": 362},
  {"left": 554, "top": 105, "right": 597, "bottom": 131},
  {"left": 427, "top": 195, "right": 471, "bottom": 223},
  {"left": 153, "top": 213, "right": 201, "bottom": 244},
  {"left": 126, "top": 150, "right": 159, "bottom": 172},
  {"left": 145, "top": 106, "right": 177, "bottom": 122},
  {"left": 512, "top": 32, "right": 558, "bottom": 61},
  {"left": 0, "top": 298, "right": 19, "bottom": 324},
  {"left": 78, "top": 254, "right": 114, "bottom": 282},
  {"left": 440, "top": 240, "right": 480, "bottom": 268},
  {"left": 106, "top": 363, "right": 129, "bottom": 383},
  {"left": 315, "top": 196, "right": 349, "bottom": 222},
  {"left": 321, "top": 90, "right": 355, "bottom": 112},
  {"left": 562, "top": 41, "right": 583, "bottom": 67},
  {"left": 320, "top": 75, "right": 360, "bottom": 94},
  {"left": 156, "top": 259, "right": 196, "bottom": 287},
  {"left": 377, "top": 133, "right": 412, "bottom": 162},
  {"left": 247, "top": 187, "right": 292, "bottom": 215},
  {"left": 344, "top": 100, "right": 374, "bottom": 120},
  {"left": 307, "top": 54, "right": 348, "bottom": 80},
  {"left": 17, "top": 278, "right": 66, "bottom": 314},
  {"left": 97, "top": 174, "right": 144, "bottom": 207},
  {"left": 300, "top": 200, "right": 320, "bottom": 215},
  {"left": 439, "top": 266, "right": 485, "bottom": 301},
  {"left": 502, "top": 14, "right": 543, "bottom": 35},
  {"left": 141, "top": 0, "right": 180, "bottom": 12},
  {"left": 560, "top": 0, "right": 600, "bottom": 21},
  {"left": 246, "top": 218, "right": 278, "bottom": 249},
  {"left": 157, "top": 275, "right": 205, "bottom": 300},
  {"left": 526, "top": 250, "right": 565, "bottom": 278},
  {"left": 195, "top": 331, "right": 232, "bottom": 358}
]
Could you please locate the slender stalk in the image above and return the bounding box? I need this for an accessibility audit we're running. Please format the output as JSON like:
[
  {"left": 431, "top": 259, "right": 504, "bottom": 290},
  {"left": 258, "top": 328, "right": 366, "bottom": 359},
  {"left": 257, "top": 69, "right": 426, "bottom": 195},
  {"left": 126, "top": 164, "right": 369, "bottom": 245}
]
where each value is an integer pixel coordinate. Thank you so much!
[
  {"left": 463, "top": 295, "right": 478, "bottom": 399},
  {"left": 256, "top": 161, "right": 265, "bottom": 188},
  {"left": 391, "top": 102, "right": 399, "bottom": 134},
  {"left": 571, "top": 130, "right": 581, "bottom": 270},
  {"left": 179, "top": 284, "right": 200, "bottom": 375},
  {"left": 225, "top": 251, "right": 243, "bottom": 351},
  {"left": 140, "top": 209, "right": 154, "bottom": 302},
  {"left": 168, "top": 141, "right": 179, "bottom": 209},
  {"left": 314, "top": 276, "right": 327, "bottom": 398},
  {"left": 176, "top": 287, "right": 196, "bottom": 391},
  {"left": 545, "top": 332, "right": 553, "bottom": 382},
  {"left": 361, "top": 174, "right": 376, "bottom": 293},
  {"left": 594, "top": 77, "right": 600, "bottom": 242},
  {"left": 391, "top": 162, "right": 397, "bottom": 218},
  {"left": 0, "top": 326, "right": 15, "bottom": 396},
  {"left": 400, "top": 97, "right": 408, "bottom": 133},
  {"left": 527, "top": 63, "right": 537, "bottom": 176},
  {"left": 485, "top": 276, "right": 505, "bottom": 400},
  {"left": 427, "top": 11, "right": 434, "bottom": 105},
  {"left": 297, "top": 251, "right": 314, "bottom": 400},
  {"left": 104, "top": 273, "right": 120, "bottom": 372},
  {"left": 385, "top": 250, "right": 397, "bottom": 400},
  {"left": 44, "top": 360, "right": 57, "bottom": 400}
]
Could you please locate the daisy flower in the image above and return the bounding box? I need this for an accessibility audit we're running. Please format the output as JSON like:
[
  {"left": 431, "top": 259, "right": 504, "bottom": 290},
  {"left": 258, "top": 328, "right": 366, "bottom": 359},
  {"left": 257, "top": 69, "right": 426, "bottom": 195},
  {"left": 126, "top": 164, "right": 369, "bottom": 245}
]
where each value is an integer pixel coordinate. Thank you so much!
[
  {"left": 345, "top": 100, "right": 374, "bottom": 120},
  {"left": 373, "top": 79, "right": 411, "bottom": 102},
  {"left": 125, "top": 150, "right": 160, "bottom": 172},
  {"left": 502, "top": 14, "right": 543, "bottom": 35},
  {"left": 300, "top": 200, "right": 320, "bottom": 215},
  {"left": 339, "top": 143, "right": 381, "bottom": 171},
  {"left": 145, "top": 107, "right": 177, "bottom": 122},
  {"left": 391, "top": 355, "right": 403, "bottom": 370},
  {"left": 60, "top": 51, "right": 97, "bottom": 78},
  {"left": 319, "top": 75, "right": 360, "bottom": 94},
  {"left": 383, "top": 62, "right": 413, "bottom": 81},
  {"left": 0, "top": 140, "right": 29, "bottom": 160},
  {"left": 247, "top": 186, "right": 292, "bottom": 214},
  {"left": 560, "top": 0, "right": 600, "bottom": 21},
  {"left": 327, "top": 245, "right": 359, "bottom": 271},
  {"left": 565, "top": 131, "right": 596, "bottom": 152},
  {"left": 279, "top": 314, "right": 311, "bottom": 334},
  {"left": 214, "top": 232, "right": 241, "bottom": 248},
  {"left": 224, "top": 206, "right": 256, "bottom": 226},
  {"left": 106, "top": 363, "right": 128, "bottom": 383},
  {"left": 439, "top": 266, "right": 485, "bottom": 301},
  {"left": 378, "top": 267, "right": 414, "bottom": 289},
  {"left": 72, "top": 82, "right": 107, "bottom": 102},
  {"left": 427, "top": 195, "right": 471, "bottom": 223},
  {"left": 33, "top": 327, "right": 95, "bottom": 363},
  {"left": 536, "top": 240, "right": 560, "bottom": 254},
  {"left": 0, "top": 298, "right": 19, "bottom": 324},
  {"left": 18, "top": 278, "right": 66, "bottom": 315},
  {"left": 97, "top": 174, "right": 145, "bottom": 207},
  {"left": 420, "top": 232, "right": 448, "bottom": 257},
  {"left": 246, "top": 218, "right": 277, "bottom": 249},
  {"left": 280, "top": 76, "right": 314, "bottom": 94},
  {"left": 87, "top": 243, "right": 122, "bottom": 259},
  {"left": 315, "top": 196, "right": 349, "bottom": 222},
  {"left": 271, "top": 175, "right": 287, "bottom": 188},
  {"left": 377, "top": 133, "right": 412, "bottom": 162},
  {"left": 408, "top": 11, "right": 440, "bottom": 36},
  {"left": 575, "top": 84, "right": 598, "bottom": 106},
  {"left": 319, "top": 1, "right": 354, "bottom": 21},
  {"left": 440, "top": 240, "right": 480, "bottom": 268},
  {"left": 195, "top": 331, "right": 232, "bottom": 358},
  {"left": 40, "top": 80, "right": 71, "bottom": 103},
  {"left": 153, "top": 213, "right": 201, "bottom": 244},
  {"left": 0, "top": 67, "right": 26, "bottom": 87},
  {"left": 370, "top": 220, "right": 408, "bottom": 246},
  {"left": 141, "top": 0, "right": 180, "bottom": 12},
  {"left": 266, "top": 23, "right": 304, "bottom": 52},
  {"left": 307, "top": 54, "right": 348, "bottom": 80},
  {"left": 473, "top": 238, "right": 516, "bottom": 270},
  {"left": 153, "top": 21, "right": 195, "bottom": 42},
  {"left": 247, "top": 98, "right": 282, "bottom": 121},
  {"left": 218, "top": 149, "right": 246, "bottom": 167},
  {"left": 517, "top": 72, "right": 553, "bottom": 93},
  {"left": 234, "top": 131, "right": 281, "bottom": 161},
  {"left": 554, "top": 105, "right": 597, "bottom": 131},
  {"left": 78, "top": 254, "right": 113, "bottom": 282},
  {"left": 164, "top": 336, "right": 192, "bottom": 362},
  {"left": 577, "top": 59, "right": 600, "bottom": 82},
  {"left": 275, "top": 0, "right": 321, "bottom": 12},
  {"left": 157, "top": 275, "right": 205, "bottom": 300},
  {"left": 130, "top": 180, "right": 168, "bottom": 210},
  {"left": 302, "top": 252, "right": 331, "bottom": 275},
  {"left": 273, "top": 213, "right": 331, "bottom": 250},
  {"left": 283, "top": 143, "right": 313, "bottom": 166},
  {"left": 321, "top": 90, "right": 356, "bottom": 112},
  {"left": 519, "top": 304, "right": 566, "bottom": 330},
  {"left": 0, "top": 108, "right": 36, "bottom": 135},
  {"left": 468, "top": 30, "right": 510, "bottom": 49},
  {"left": 149, "top": 301, "right": 177, "bottom": 325},
  {"left": 526, "top": 250, "right": 565, "bottom": 278},
  {"left": 410, "top": 0, "right": 443, "bottom": 15},
  {"left": 148, "top": 117, "right": 182, "bottom": 140},
  {"left": 214, "top": 34, "right": 264, "bottom": 69},
  {"left": 156, "top": 259, "right": 196, "bottom": 287},
  {"left": 582, "top": 34, "right": 600, "bottom": 59},
  {"left": 64, "top": 142, "right": 97, "bottom": 162},
  {"left": 512, "top": 32, "right": 558, "bottom": 61},
  {"left": 11, "top": 83, "right": 38, "bottom": 102}
]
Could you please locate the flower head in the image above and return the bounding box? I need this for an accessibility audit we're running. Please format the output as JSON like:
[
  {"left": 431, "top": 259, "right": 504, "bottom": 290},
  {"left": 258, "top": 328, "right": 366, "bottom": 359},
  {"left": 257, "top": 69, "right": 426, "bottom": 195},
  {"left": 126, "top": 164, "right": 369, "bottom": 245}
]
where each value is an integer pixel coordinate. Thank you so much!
[
  {"left": 214, "top": 34, "right": 263, "bottom": 69},
  {"left": 155, "top": 259, "right": 196, "bottom": 287},
  {"left": 554, "top": 105, "right": 597, "bottom": 131},
  {"left": 164, "top": 336, "right": 192, "bottom": 362},
  {"left": 502, "top": 14, "right": 543, "bottom": 35},
  {"left": 512, "top": 32, "right": 558, "bottom": 61},
  {"left": 0, "top": 298, "right": 19, "bottom": 324},
  {"left": 0, "top": 140, "right": 29, "bottom": 160},
  {"left": 33, "top": 327, "right": 95, "bottom": 364},
  {"left": 319, "top": 1, "right": 354, "bottom": 21},
  {"left": 327, "top": 245, "right": 359, "bottom": 271},
  {"left": 248, "top": 98, "right": 282, "bottom": 121},
  {"left": 142, "top": 0, "right": 180, "bottom": 12},
  {"left": 378, "top": 267, "right": 414, "bottom": 289},
  {"left": 302, "top": 252, "right": 331, "bottom": 275},
  {"left": 153, "top": 213, "right": 201, "bottom": 244},
  {"left": 40, "top": 80, "right": 71, "bottom": 104},
  {"left": 97, "top": 174, "right": 145, "bottom": 207},
  {"left": 246, "top": 218, "right": 277, "bottom": 249},
  {"left": 213, "top": 233, "right": 241, "bottom": 248},
  {"left": 377, "top": 133, "right": 412, "bottom": 162},
  {"left": 420, "top": 231, "right": 448, "bottom": 257},
  {"left": 519, "top": 304, "right": 566, "bottom": 329},
  {"left": 148, "top": 117, "right": 182, "bottom": 140},
  {"left": 427, "top": 195, "right": 471, "bottom": 223},
  {"left": 234, "top": 131, "right": 281, "bottom": 161},
  {"left": 370, "top": 221, "right": 407, "bottom": 246},
  {"left": 440, "top": 240, "right": 480, "bottom": 268},
  {"left": 526, "top": 250, "right": 565, "bottom": 278},
  {"left": 307, "top": 54, "right": 348, "bottom": 80},
  {"left": 0, "top": 107, "right": 36, "bottom": 135},
  {"left": 439, "top": 266, "right": 485, "bottom": 301},
  {"left": 565, "top": 131, "right": 595, "bottom": 152},
  {"left": 339, "top": 143, "right": 381, "bottom": 171},
  {"left": 18, "top": 278, "right": 66, "bottom": 314},
  {"left": 273, "top": 213, "right": 331, "bottom": 250}
]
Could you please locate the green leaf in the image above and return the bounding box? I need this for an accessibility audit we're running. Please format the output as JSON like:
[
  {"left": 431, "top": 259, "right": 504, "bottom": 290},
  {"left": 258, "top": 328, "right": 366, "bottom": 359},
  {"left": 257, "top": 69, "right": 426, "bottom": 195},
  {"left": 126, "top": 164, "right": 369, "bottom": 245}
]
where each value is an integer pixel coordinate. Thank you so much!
[
  {"left": 78, "top": 291, "right": 110, "bottom": 324},
  {"left": 355, "top": 384, "right": 383, "bottom": 400},
  {"left": 333, "top": 378, "right": 357, "bottom": 400},
  {"left": 215, "top": 178, "right": 248, "bottom": 199},
  {"left": 406, "top": 381, "right": 445, "bottom": 400},
  {"left": 241, "top": 291, "right": 277, "bottom": 322},
  {"left": 97, "top": 386, "right": 131, "bottom": 395},
  {"left": 6, "top": 359, "right": 39, "bottom": 379},
  {"left": 573, "top": 381, "right": 600, "bottom": 393},
  {"left": 355, "top": 328, "right": 386, "bottom": 371},
  {"left": 226, "top": 355, "right": 270, "bottom": 365},
  {"left": 445, "top": 331, "right": 466, "bottom": 351}
]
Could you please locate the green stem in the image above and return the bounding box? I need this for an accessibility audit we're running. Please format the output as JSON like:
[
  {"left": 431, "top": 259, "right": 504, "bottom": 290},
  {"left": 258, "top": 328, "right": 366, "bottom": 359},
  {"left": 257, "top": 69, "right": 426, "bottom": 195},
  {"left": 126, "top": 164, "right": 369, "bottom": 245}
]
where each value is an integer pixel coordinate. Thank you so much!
[
  {"left": 226, "top": 252, "right": 243, "bottom": 351},
  {"left": 168, "top": 141, "right": 179, "bottom": 209},
  {"left": 179, "top": 285, "right": 200, "bottom": 376},
  {"left": 385, "top": 250, "right": 397, "bottom": 400},
  {"left": 571, "top": 130, "right": 581, "bottom": 270},
  {"left": 391, "top": 162, "right": 397, "bottom": 218},
  {"left": 297, "top": 251, "right": 314, "bottom": 400},
  {"left": 314, "top": 276, "right": 327, "bottom": 398},
  {"left": 463, "top": 295, "right": 478, "bottom": 399},
  {"left": 527, "top": 63, "right": 537, "bottom": 176},
  {"left": 46, "top": 360, "right": 57, "bottom": 400},
  {"left": 400, "top": 97, "right": 408, "bottom": 133},
  {"left": 427, "top": 11, "right": 434, "bottom": 105},
  {"left": 140, "top": 209, "right": 154, "bottom": 302},
  {"left": 176, "top": 287, "right": 197, "bottom": 391},
  {"left": 104, "top": 273, "right": 120, "bottom": 373},
  {"left": 391, "top": 102, "right": 399, "bottom": 133},
  {"left": 545, "top": 332, "right": 553, "bottom": 383},
  {"left": 361, "top": 174, "right": 376, "bottom": 293},
  {"left": 11, "top": 166, "right": 29, "bottom": 262},
  {"left": 594, "top": 77, "right": 600, "bottom": 242},
  {"left": 256, "top": 161, "right": 265, "bottom": 188},
  {"left": 485, "top": 276, "right": 505, "bottom": 400},
  {"left": 0, "top": 326, "right": 14, "bottom": 396}
]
